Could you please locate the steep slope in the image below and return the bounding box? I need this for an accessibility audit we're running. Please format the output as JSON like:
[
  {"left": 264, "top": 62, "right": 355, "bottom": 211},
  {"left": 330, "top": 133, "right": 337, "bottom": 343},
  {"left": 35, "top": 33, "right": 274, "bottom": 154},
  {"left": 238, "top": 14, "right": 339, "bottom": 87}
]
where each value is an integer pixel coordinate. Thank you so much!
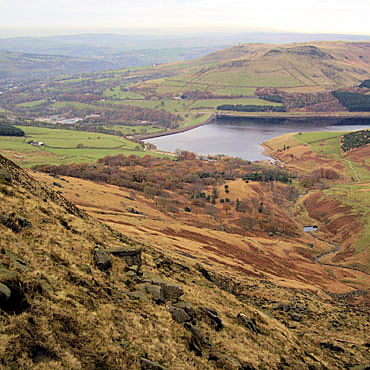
[{"left": 0, "top": 154, "right": 369, "bottom": 369}]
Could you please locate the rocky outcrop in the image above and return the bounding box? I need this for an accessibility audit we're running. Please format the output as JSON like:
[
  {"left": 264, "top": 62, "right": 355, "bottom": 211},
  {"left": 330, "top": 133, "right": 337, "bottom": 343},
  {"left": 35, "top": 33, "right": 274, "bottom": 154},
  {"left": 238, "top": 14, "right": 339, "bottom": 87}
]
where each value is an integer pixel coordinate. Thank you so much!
[
  {"left": 108, "top": 246, "right": 142, "bottom": 274},
  {"left": 167, "top": 306, "right": 191, "bottom": 323},
  {"left": 94, "top": 249, "right": 112, "bottom": 271}
]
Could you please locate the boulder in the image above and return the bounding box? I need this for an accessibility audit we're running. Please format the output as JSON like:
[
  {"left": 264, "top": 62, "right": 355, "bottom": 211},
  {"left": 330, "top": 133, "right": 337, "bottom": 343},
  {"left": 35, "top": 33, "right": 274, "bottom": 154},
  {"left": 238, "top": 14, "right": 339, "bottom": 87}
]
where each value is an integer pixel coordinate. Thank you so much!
[
  {"left": 0, "top": 268, "right": 29, "bottom": 313},
  {"left": 320, "top": 342, "right": 345, "bottom": 353},
  {"left": 108, "top": 246, "right": 142, "bottom": 273},
  {"left": 148, "top": 276, "right": 184, "bottom": 301},
  {"left": 94, "top": 249, "right": 112, "bottom": 271},
  {"left": 0, "top": 169, "right": 11, "bottom": 184},
  {"left": 167, "top": 306, "right": 191, "bottom": 323},
  {"left": 127, "top": 290, "right": 148, "bottom": 302},
  {"left": 162, "top": 284, "right": 184, "bottom": 301},
  {"left": 195, "top": 263, "right": 213, "bottom": 282},
  {"left": 145, "top": 284, "right": 164, "bottom": 302},
  {"left": 290, "top": 313, "right": 302, "bottom": 322},
  {"left": 200, "top": 307, "right": 223, "bottom": 331},
  {"left": 237, "top": 313, "right": 260, "bottom": 334},
  {"left": 140, "top": 358, "right": 167, "bottom": 370},
  {"left": 172, "top": 301, "right": 195, "bottom": 319},
  {"left": 0, "top": 283, "right": 11, "bottom": 300}
]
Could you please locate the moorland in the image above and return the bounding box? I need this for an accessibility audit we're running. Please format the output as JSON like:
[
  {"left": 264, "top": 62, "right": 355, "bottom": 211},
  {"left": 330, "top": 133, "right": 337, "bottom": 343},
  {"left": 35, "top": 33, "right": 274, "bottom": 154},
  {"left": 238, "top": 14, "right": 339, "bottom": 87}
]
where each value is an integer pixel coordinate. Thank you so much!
[{"left": 0, "top": 39, "right": 369, "bottom": 369}]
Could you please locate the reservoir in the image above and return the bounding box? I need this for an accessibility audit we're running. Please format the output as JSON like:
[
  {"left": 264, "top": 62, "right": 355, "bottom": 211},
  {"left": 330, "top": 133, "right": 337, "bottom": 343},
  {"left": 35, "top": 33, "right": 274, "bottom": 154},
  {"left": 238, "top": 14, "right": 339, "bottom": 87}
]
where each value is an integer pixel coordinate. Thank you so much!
[{"left": 147, "top": 117, "right": 370, "bottom": 161}]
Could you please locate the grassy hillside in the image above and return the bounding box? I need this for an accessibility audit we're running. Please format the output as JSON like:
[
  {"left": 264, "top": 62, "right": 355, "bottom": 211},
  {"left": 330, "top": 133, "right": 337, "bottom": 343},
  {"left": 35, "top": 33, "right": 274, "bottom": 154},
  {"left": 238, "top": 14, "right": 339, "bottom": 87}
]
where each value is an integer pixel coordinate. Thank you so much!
[
  {"left": 1, "top": 153, "right": 370, "bottom": 368},
  {"left": 264, "top": 130, "right": 370, "bottom": 272},
  {"left": 1, "top": 153, "right": 369, "bottom": 369},
  {"left": 0, "top": 126, "right": 166, "bottom": 167}
]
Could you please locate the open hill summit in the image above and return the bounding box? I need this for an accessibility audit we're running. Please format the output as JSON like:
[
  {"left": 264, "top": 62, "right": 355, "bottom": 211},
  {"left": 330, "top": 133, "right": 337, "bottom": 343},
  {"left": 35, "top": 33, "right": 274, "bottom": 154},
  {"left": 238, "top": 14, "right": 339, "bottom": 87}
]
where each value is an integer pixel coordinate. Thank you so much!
[{"left": 0, "top": 153, "right": 370, "bottom": 368}]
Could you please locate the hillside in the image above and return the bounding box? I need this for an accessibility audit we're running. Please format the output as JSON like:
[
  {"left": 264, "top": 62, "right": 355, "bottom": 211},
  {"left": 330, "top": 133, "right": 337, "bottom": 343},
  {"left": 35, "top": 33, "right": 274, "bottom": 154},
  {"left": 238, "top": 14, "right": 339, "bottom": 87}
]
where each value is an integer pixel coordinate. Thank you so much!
[
  {"left": 0, "top": 51, "right": 115, "bottom": 80},
  {"left": 1, "top": 152, "right": 370, "bottom": 368},
  {"left": 263, "top": 130, "right": 370, "bottom": 273},
  {"left": 1, "top": 41, "right": 370, "bottom": 145}
]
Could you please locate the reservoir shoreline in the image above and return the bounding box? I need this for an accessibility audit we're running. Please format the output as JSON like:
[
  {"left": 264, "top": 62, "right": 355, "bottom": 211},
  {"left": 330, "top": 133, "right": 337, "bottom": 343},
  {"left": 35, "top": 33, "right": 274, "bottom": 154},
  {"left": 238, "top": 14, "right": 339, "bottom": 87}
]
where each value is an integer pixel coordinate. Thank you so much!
[{"left": 141, "top": 111, "right": 370, "bottom": 141}]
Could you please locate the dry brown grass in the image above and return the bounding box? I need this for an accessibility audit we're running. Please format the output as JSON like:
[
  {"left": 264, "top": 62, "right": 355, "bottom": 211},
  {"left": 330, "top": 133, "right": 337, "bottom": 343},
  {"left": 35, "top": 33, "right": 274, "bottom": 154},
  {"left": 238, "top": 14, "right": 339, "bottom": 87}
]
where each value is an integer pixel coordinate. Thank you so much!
[{"left": 0, "top": 154, "right": 369, "bottom": 368}]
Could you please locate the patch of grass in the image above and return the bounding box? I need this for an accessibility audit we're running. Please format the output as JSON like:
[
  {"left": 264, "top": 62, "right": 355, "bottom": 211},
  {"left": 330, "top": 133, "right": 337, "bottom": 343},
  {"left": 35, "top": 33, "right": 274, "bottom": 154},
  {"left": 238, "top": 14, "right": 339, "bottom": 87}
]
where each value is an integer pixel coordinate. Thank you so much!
[
  {"left": 17, "top": 99, "right": 48, "bottom": 108},
  {"left": 195, "top": 67, "right": 303, "bottom": 88},
  {"left": 189, "top": 98, "right": 282, "bottom": 109},
  {"left": 0, "top": 126, "right": 167, "bottom": 167},
  {"left": 103, "top": 86, "right": 144, "bottom": 99},
  {"left": 297, "top": 131, "right": 347, "bottom": 145},
  {"left": 106, "top": 125, "right": 162, "bottom": 135},
  {"left": 56, "top": 77, "right": 90, "bottom": 84},
  {"left": 210, "top": 87, "right": 256, "bottom": 96}
]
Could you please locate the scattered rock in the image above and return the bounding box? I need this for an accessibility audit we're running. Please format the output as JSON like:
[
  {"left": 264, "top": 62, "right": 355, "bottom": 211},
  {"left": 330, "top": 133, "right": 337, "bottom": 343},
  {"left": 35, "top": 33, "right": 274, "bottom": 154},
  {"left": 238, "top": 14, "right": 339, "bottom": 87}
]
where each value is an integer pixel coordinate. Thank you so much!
[
  {"left": 94, "top": 249, "right": 112, "bottom": 271},
  {"left": 0, "top": 283, "right": 11, "bottom": 300},
  {"left": 290, "top": 313, "right": 302, "bottom": 322},
  {"left": 184, "top": 323, "right": 210, "bottom": 356},
  {"left": 168, "top": 306, "right": 191, "bottom": 323},
  {"left": 237, "top": 313, "right": 260, "bottom": 334},
  {"left": 140, "top": 358, "right": 167, "bottom": 370},
  {"left": 127, "top": 290, "right": 148, "bottom": 302},
  {"left": 272, "top": 303, "right": 291, "bottom": 312},
  {"left": 108, "top": 246, "right": 142, "bottom": 274},
  {"left": 200, "top": 307, "right": 223, "bottom": 331},
  {"left": 128, "top": 207, "right": 143, "bottom": 215},
  {"left": 195, "top": 263, "right": 213, "bottom": 282},
  {"left": 172, "top": 301, "right": 195, "bottom": 319},
  {"left": 154, "top": 257, "right": 173, "bottom": 271},
  {"left": 148, "top": 276, "right": 184, "bottom": 301},
  {"left": 145, "top": 284, "right": 164, "bottom": 303},
  {"left": 0, "top": 268, "right": 29, "bottom": 313},
  {"left": 162, "top": 283, "right": 184, "bottom": 301},
  {"left": 53, "top": 182, "right": 63, "bottom": 188},
  {"left": 320, "top": 342, "right": 345, "bottom": 353},
  {"left": 0, "top": 169, "right": 11, "bottom": 184},
  {"left": 0, "top": 212, "right": 32, "bottom": 233}
]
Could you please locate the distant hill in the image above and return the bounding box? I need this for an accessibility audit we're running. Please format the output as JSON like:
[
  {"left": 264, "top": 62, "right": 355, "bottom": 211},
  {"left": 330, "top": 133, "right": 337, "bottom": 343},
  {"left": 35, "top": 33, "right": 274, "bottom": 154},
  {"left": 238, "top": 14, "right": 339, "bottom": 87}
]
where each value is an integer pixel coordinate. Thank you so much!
[
  {"left": 186, "top": 41, "right": 370, "bottom": 92},
  {"left": 0, "top": 51, "right": 115, "bottom": 80}
]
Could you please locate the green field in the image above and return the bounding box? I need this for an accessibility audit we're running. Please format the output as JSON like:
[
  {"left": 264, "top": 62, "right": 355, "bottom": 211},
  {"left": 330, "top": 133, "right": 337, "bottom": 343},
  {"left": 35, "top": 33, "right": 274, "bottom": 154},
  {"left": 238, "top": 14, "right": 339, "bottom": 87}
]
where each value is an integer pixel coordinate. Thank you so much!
[
  {"left": 106, "top": 124, "right": 163, "bottom": 135},
  {"left": 17, "top": 99, "right": 48, "bottom": 108},
  {"left": 326, "top": 183, "right": 370, "bottom": 254},
  {"left": 103, "top": 86, "right": 144, "bottom": 99},
  {"left": 295, "top": 131, "right": 370, "bottom": 181},
  {"left": 0, "top": 127, "right": 165, "bottom": 167},
  {"left": 194, "top": 67, "right": 304, "bottom": 88},
  {"left": 189, "top": 98, "right": 282, "bottom": 109}
]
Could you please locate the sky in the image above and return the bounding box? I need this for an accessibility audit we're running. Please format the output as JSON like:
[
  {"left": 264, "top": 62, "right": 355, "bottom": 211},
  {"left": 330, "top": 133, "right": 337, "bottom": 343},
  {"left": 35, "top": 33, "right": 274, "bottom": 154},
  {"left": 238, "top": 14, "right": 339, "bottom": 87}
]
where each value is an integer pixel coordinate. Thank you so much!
[{"left": 0, "top": 0, "right": 370, "bottom": 37}]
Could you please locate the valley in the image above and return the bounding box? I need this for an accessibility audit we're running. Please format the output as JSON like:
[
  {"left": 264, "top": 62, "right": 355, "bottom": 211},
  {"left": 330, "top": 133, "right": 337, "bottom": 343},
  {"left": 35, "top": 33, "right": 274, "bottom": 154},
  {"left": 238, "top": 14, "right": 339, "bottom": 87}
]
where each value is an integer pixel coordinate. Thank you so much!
[{"left": 0, "top": 38, "right": 369, "bottom": 369}]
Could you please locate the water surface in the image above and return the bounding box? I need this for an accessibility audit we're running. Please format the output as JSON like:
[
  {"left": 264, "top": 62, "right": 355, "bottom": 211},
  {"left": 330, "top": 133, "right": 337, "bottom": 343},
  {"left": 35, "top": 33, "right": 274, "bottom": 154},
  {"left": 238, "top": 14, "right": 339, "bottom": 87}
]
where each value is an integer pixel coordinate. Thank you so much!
[{"left": 147, "top": 117, "right": 370, "bottom": 161}]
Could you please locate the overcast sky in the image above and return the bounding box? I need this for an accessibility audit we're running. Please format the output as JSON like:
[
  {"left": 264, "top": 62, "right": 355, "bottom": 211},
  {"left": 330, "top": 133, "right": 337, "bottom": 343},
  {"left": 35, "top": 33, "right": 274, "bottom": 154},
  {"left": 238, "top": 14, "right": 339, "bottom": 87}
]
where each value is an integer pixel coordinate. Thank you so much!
[{"left": 1, "top": 0, "right": 370, "bottom": 37}]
